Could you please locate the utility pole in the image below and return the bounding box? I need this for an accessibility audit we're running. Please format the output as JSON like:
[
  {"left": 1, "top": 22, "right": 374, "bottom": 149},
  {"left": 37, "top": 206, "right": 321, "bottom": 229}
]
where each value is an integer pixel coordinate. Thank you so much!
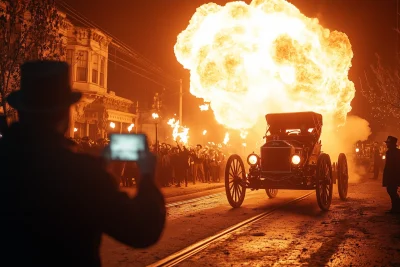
[
  {"left": 179, "top": 79, "right": 183, "bottom": 125},
  {"left": 152, "top": 93, "right": 161, "bottom": 154}
]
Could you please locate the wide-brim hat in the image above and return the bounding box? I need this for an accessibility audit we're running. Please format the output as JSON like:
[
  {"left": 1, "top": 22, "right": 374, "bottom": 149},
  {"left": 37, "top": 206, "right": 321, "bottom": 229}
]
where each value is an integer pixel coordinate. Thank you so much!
[
  {"left": 384, "top": 135, "right": 398, "bottom": 144},
  {"left": 7, "top": 60, "right": 81, "bottom": 113}
]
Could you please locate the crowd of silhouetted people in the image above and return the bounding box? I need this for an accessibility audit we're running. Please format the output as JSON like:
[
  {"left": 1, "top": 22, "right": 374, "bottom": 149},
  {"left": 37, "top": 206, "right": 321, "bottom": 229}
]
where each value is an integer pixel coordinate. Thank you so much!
[
  {"left": 156, "top": 143, "right": 226, "bottom": 187},
  {"left": 68, "top": 137, "right": 227, "bottom": 188}
]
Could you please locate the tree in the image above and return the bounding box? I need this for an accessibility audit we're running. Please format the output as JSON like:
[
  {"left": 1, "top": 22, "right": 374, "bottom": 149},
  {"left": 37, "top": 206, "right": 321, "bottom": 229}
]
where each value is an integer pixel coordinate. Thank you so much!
[
  {"left": 361, "top": 54, "right": 400, "bottom": 130},
  {"left": 0, "top": 0, "right": 65, "bottom": 117}
]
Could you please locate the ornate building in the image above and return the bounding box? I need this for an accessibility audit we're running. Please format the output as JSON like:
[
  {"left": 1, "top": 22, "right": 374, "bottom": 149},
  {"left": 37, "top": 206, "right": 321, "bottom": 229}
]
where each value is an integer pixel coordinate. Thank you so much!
[
  {"left": 60, "top": 13, "right": 137, "bottom": 139},
  {"left": 0, "top": 5, "right": 137, "bottom": 139}
]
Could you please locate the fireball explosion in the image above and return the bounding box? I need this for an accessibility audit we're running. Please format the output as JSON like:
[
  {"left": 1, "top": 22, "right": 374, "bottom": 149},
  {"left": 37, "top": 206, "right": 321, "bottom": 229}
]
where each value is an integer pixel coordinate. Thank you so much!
[
  {"left": 175, "top": 0, "right": 371, "bottom": 181},
  {"left": 175, "top": 0, "right": 355, "bottom": 130}
]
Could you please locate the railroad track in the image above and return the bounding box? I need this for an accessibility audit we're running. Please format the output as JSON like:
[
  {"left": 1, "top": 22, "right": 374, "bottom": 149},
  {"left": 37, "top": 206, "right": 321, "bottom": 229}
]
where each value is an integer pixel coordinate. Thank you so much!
[
  {"left": 165, "top": 192, "right": 225, "bottom": 208},
  {"left": 147, "top": 192, "right": 314, "bottom": 267},
  {"left": 166, "top": 190, "right": 259, "bottom": 208}
]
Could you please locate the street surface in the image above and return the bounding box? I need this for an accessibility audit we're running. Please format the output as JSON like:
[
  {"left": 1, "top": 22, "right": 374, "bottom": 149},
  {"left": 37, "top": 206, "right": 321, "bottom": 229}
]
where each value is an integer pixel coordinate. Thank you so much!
[{"left": 101, "top": 176, "right": 400, "bottom": 267}]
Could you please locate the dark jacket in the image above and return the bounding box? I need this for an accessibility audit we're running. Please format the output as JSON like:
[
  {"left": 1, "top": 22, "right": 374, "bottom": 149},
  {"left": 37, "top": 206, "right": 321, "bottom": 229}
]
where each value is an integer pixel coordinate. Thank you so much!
[
  {"left": 383, "top": 147, "right": 400, "bottom": 187},
  {"left": 0, "top": 123, "right": 166, "bottom": 267}
]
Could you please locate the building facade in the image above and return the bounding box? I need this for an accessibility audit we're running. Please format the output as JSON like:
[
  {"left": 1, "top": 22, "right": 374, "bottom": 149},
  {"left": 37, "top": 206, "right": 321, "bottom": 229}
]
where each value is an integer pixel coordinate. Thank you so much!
[
  {"left": 0, "top": 3, "right": 138, "bottom": 140},
  {"left": 60, "top": 14, "right": 137, "bottom": 140}
]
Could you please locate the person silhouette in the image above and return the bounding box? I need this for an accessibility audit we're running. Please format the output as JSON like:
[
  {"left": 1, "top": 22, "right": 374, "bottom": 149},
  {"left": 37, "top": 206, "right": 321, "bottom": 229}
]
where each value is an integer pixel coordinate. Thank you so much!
[
  {"left": 0, "top": 60, "right": 166, "bottom": 266},
  {"left": 382, "top": 136, "right": 400, "bottom": 214}
]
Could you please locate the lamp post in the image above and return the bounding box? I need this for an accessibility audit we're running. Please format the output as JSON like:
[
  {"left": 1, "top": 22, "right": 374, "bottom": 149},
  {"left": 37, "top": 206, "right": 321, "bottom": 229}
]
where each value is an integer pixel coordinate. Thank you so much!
[
  {"left": 202, "top": 129, "right": 207, "bottom": 146},
  {"left": 152, "top": 113, "right": 159, "bottom": 154},
  {"left": 128, "top": 123, "right": 134, "bottom": 133},
  {"left": 108, "top": 122, "right": 115, "bottom": 139}
]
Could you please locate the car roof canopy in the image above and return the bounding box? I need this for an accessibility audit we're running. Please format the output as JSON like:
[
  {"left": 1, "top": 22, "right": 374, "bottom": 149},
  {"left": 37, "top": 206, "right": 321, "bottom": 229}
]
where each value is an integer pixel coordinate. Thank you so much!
[{"left": 265, "top": 111, "right": 323, "bottom": 129}]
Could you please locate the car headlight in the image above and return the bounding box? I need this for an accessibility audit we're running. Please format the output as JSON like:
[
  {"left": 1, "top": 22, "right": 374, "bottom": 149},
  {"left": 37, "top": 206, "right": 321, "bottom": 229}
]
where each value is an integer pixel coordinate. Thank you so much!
[
  {"left": 291, "top": 155, "right": 301, "bottom": 165},
  {"left": 247, "top": 154, "right": 259, "bottom": 165},
  {"left": 382, "top": 155, "right": 386, "bottom": 160}
]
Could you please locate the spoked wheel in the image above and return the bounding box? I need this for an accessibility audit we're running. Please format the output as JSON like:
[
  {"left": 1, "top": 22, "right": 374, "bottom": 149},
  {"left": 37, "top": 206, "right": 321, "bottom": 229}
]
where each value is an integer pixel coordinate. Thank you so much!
[
  {"left": 265, "top": 189, "right": 278, "bottom": 198},
  {"left": 337, "top": 153, "right": 349, "bottom": 200},
  {"left": 316, "top": 153, "right": 333, "bottom": 211},
  {"left": 225, "top": 154, "right": 246, "bottom": 208}
]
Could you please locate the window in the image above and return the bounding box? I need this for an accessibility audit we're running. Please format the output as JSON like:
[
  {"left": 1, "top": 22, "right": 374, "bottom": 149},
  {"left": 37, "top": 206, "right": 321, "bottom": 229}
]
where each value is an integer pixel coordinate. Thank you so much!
[
  {"left": 66, "top": 49, "right": 73, "bottom": 83},
  {"left": 100, "top": 57, "right": 105, "bottom": 87},
  {"left": 76, "top": 50, "right": 88, "bottom": 82},
  {"left": 92, "top": 53, "right": 98, "bottom": 84}
]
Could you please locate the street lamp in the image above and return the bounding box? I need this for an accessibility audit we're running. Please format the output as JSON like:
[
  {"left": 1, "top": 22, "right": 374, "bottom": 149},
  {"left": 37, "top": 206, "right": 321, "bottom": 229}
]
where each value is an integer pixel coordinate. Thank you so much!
[
  {"left": 202, "top": 129, "right": 207, "bottom": 146},
  {"left": 128, "top": 123, "right": 134, "bottom": 133},
  {"left": 152, "top": 113, "right": 159, "bottom": 154},
  {"left": 110, "top": 122, "right": 115, "bottom": 129}
]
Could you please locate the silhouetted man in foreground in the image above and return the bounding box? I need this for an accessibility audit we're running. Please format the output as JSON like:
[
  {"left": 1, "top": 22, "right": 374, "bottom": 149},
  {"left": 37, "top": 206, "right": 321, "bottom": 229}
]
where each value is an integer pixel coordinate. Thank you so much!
[
  {"left": 0, "top": 61, "right": 166, "bottom": 266},
  {"left": 382, "top": 136, "right": 400, "bottom": 214}
]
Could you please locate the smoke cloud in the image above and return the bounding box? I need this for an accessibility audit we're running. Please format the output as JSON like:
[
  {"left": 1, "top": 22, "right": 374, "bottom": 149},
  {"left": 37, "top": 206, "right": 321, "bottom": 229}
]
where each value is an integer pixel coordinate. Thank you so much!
[{"left": 321, "top": 115, "right": 371, "bottom": 183}]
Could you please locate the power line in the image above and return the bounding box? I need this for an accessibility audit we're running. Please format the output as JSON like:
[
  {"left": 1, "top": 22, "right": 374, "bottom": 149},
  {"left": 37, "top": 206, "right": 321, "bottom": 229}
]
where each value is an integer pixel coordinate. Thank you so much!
[
  {"left": 57, "top": 0, "right": 153, "bottom": 66},
  {"left": 111, "top": 44, "right": 179, "bottom": 83},
  {"left": 60, "top": 3, "right": 177, "bottom": 85},
  {"left": 110, "top": 47, "right": 178, "bottom": 84},
  {"left": 110, "top": 49, "right": 169, "bottom": 82},
  {"left": 108, "top": 58, "right": 169, "bottom": 89},
  {"left": 56, "top": 0, "right": 178, "bottom": 83},
  {"left": 55, "top": 0, "right": 185, "bottom": 114},
  {"left": 108, "top": 57, "right": 187, "bottom": 98},
  {"left": 108, "top": 54, "right": 182, "bottom": 95}
]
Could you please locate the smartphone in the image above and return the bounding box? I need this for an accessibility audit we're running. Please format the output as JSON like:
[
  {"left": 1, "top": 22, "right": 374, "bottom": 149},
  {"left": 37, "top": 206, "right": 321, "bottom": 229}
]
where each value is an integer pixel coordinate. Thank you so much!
[{"left": 109, "top": 134, "right": 147, "bottom": 161}]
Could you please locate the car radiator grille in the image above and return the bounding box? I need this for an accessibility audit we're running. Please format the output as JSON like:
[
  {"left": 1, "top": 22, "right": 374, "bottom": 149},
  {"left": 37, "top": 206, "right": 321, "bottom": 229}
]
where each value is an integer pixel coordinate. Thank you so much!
[{"left": 261, "top": 147, "right": 291, "bottom": 172}]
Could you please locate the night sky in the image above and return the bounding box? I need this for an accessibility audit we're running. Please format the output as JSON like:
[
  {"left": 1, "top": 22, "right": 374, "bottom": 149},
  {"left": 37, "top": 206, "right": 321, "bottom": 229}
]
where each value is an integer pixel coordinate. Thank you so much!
[{"left": 61, "top": 0, "right": 398, "bottom": 137}]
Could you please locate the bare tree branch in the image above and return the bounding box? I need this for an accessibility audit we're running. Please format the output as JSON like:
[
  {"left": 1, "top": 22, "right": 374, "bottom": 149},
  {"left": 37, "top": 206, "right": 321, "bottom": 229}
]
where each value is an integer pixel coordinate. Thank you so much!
[
  {"left": 0, "top": 0, "right": 64, "bottom": 117},
  {"left": 361, "top": 51, "right": 400, "bottom": 130}
]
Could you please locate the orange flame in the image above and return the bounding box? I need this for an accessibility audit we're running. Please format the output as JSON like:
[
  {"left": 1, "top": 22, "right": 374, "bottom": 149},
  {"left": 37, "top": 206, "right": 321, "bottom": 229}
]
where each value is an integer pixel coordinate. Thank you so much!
[
  {"left": 174, "top": 0, "right": 354, "bottom": 130},
  {"left": 223, "top": 132, "right": 230, "bottom": 145},
  {"left": 167, "top": 118, "right": 190, "bottom": 144}
]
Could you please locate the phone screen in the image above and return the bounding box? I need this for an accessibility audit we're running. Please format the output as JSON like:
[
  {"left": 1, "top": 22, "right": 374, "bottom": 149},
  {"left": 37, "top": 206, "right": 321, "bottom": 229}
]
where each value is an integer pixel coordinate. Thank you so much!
[{"left": 110, "top": 134, "right": 146, "bottom": 161}]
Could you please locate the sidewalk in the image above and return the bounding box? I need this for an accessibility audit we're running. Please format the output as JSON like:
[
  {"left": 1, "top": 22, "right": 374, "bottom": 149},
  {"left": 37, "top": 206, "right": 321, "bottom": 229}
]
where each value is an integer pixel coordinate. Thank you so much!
[{"left": 120, "top": 181, "right": 225, "bottom": 200}]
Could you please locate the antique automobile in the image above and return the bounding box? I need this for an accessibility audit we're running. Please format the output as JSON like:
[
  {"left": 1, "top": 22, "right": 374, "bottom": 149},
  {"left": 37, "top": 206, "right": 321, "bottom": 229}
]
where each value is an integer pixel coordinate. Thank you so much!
[{"left": 225, "top": 111, "right": 349, "bottom": 211}]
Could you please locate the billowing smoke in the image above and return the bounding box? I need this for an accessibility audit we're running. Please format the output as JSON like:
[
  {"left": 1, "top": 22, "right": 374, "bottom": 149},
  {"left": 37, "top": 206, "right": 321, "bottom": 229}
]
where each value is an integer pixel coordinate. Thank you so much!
[{"left": 322, "top": 115, "right": 371, "bottom": 182}]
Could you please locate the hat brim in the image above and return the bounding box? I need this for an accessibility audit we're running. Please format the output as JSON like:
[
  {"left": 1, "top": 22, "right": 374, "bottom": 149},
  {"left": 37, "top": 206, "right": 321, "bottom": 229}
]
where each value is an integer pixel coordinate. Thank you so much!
[
  {"left": 7, "top": 90, "right": 82, "bottom": 113},
  {"left": 384, "top": 140, "right": 396, "bottom": 143}
]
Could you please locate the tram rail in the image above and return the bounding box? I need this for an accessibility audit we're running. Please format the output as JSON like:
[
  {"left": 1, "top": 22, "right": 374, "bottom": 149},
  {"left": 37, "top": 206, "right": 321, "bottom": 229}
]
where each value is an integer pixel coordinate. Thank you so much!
[{"left": 148, "top": 192, "right": 314, "bottom": 267}]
